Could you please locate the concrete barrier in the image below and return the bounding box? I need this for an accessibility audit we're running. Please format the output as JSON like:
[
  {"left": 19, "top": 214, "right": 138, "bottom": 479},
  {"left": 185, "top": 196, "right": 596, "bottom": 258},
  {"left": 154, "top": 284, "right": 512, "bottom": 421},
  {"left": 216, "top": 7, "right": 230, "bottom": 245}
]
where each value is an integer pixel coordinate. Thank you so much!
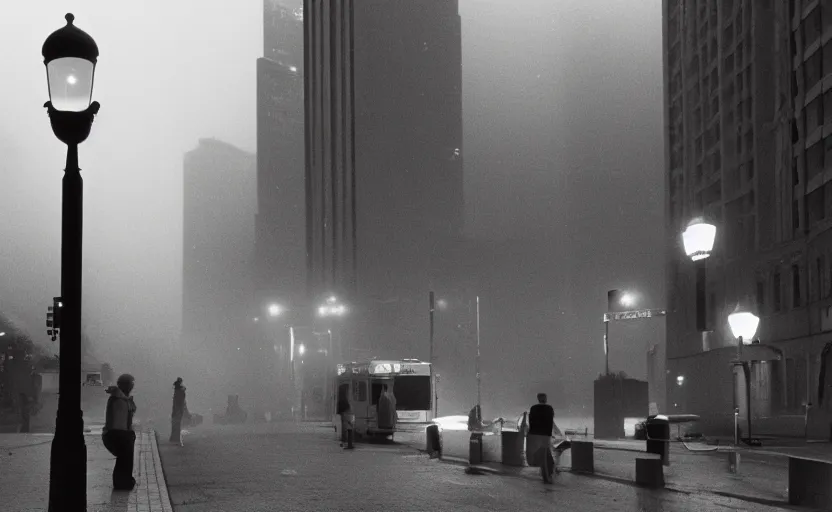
[
  {"left": 635, "top": 456, "right": 664, "bottom": 488},
  {"left": 788, "top": 456, "right": 832, "bottom": 508},
  {"left": 501, "top": 431, "right": 525, "bottom": 467},
  {"left": 571, "top": 441, "right": 594, "bottom": 473}
]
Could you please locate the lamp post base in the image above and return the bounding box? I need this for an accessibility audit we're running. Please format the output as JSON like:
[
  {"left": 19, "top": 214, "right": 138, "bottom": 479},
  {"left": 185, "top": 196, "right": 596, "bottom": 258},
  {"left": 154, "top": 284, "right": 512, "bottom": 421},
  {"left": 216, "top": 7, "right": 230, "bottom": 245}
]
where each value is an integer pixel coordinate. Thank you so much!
[{"left": 48, "top": 410, "right": 87, "bottom": 511}]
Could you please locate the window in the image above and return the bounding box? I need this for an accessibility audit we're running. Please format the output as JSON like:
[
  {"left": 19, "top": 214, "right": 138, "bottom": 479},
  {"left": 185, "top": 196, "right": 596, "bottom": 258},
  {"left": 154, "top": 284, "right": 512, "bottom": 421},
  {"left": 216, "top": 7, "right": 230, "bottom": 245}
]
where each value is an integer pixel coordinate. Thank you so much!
[
  {"left": 353, "top": 381, "right": 367, "bottom": 402},
  {"left": 793, "top": 264, "right": 802, "bottom": 308},
  {"left": 804, "top": 9, "right": 822, "bottom": 51},
  {"left": 806, "top": 51, "right": 823, "bottom": 91},
  {"left": 808, "top": 142, "right": 825, "bottom": 180},
  {"left": 393, "top": 376, "right": 431, "bottom": 411},
  {"left": 808, "top": 187, "right": 826, "bottom": 224},
  {"left": 817, "top": 257, "right": 824, "bottom": 301},
  {"left": 774, "top": 270, "right": 782, "bottom": 311},
  {"left": 807, "top": 97, "right": 824, "bottom": 135}
]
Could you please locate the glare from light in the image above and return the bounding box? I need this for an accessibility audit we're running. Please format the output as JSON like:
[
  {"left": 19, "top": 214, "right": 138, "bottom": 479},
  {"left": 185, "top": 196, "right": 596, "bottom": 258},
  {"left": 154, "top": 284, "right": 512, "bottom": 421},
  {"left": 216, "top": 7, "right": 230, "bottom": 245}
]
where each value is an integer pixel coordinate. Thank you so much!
[
  {"left": 236, "top": 347, "right": 241, "bottom": 351},
  {"left": 267, "top": 303, "right": 283, "bottom": 317},
  {"left": 289, "top": 66, "right": 298, "bottom": 73},
  {"left": 432, "top": 415, "right": 469, "bottom": 431},
  {"left": 677, "top": 375, "right": 685, "bottom": 386},
  {"left": 682, "top": 218, "right": 717, "bottom": 261},
  {"left": 620, "top": 293, "right": 636, "bottom": 308},
  {"left": 327, "top": 296, "right": 337, "bottom": 304},
  {"left": 298, "top": 344, "right": 306, "bottom": 355},
  {"left": 0, "top": 332, "right": 5, "bottom": 337},
  {"left": 253, "top": 317, "right": 259, "bottom": 323},
  {"left": 727, "top": 306, "right": 759, "bottom": 342},
  {"left": 66, "top": 75, "right": 77, "bottom": 85},
  {"left": 437, "top": 299, "right": 448, "bottom": 311}
]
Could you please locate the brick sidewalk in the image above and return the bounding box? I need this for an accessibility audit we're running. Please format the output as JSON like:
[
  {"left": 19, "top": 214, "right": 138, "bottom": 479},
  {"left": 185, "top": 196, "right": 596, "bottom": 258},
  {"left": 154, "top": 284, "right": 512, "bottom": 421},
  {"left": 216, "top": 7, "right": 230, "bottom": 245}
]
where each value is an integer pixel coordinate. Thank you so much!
[{"left": 0, "top": 429, "right": 173, "bottom": 511}]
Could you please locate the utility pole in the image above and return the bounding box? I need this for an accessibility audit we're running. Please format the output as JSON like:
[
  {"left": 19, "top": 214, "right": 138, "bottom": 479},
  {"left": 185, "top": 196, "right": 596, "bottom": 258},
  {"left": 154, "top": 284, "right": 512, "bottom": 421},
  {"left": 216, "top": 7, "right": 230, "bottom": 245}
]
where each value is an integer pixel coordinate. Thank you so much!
[{"left": 429, "top": 291, "right": 436, "bottom": 417}]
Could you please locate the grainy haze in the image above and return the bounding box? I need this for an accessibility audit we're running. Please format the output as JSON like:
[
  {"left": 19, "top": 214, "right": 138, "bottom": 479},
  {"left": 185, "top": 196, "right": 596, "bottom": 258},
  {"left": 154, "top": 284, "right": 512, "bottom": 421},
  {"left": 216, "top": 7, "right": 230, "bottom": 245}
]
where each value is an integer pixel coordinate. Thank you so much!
[{"left": 0, "top": 0, "right": 663, "bottom": 414}]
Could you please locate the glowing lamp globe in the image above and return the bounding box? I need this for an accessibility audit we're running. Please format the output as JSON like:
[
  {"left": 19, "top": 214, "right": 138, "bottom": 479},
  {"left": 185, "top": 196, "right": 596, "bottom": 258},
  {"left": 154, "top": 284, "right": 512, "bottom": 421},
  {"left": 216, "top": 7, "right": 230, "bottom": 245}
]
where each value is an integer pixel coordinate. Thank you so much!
[
  {"left": 42, "top": 14, "right": 99, "bottom": 112},
  {"left": 682, "top": 218, "right": 716, "bottom": 261},
  {"left": 727, "top": 306, "right": 759, "bottom": 342}
]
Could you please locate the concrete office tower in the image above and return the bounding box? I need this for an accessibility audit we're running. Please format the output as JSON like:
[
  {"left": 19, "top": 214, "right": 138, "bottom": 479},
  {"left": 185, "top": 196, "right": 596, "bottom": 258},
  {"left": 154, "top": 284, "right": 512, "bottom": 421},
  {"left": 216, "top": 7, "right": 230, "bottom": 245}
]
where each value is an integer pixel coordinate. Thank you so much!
[
  {"left": 182, "top": 138, "right": 256, "bottom": 395},
  {"left": 303, "top": 0, "right": 463, "bottom": 357},
  {"left": 256, "top": 0, "right": 306, "bottom": 309},
  {"left": 661, "top": 0, "right": 832, "bottom": 437}
]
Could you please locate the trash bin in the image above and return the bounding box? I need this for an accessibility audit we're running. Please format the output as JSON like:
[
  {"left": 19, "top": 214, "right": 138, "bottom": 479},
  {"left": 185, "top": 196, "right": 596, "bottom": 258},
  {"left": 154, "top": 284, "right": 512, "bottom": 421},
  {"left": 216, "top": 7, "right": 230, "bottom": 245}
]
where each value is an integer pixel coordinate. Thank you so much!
[
  {"left": 501, "top": 431, "right": 525, "bottom": 466},
  {"left": 426, "top": 424, "right": 441, "bottom": 457},
  {"left": 469, "top": 432, "right": 483, "bottom": 465},
  {"left": 645, "top": 415, "right": 670, "bottom": 466}
]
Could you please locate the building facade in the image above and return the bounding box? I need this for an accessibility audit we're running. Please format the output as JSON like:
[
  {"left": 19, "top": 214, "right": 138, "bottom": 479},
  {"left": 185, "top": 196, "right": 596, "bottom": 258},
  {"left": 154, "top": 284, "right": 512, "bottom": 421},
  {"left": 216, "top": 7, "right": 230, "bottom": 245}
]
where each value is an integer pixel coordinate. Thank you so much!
[
  {"left": 302, "top": 0, "right": 464, "bottom": 356},
  {"left": 256, "top": 0, "right": 307, "bottom": 308},
  {"left": 664, "top": 0, "right": 832, "bottom": 437},
  {"left": 182, "top": 138, "right": 256, "bottom": 393}
]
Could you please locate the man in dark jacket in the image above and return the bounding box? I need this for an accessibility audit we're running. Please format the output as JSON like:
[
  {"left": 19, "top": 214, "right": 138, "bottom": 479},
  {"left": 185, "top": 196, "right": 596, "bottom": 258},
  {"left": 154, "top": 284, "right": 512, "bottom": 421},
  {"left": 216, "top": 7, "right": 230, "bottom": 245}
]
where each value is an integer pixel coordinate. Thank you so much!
[
  {"left": 103, "top": 374, "right": 137, "bottom": 490},
  {"left": 336, "top": 388, "right": 355, "bottom": 449},
  {"left": 170, "top": 378, "right": 188, "bottom": 444},
  {"left": 526, "top": 393, "right": 562, "bottom": 480}
]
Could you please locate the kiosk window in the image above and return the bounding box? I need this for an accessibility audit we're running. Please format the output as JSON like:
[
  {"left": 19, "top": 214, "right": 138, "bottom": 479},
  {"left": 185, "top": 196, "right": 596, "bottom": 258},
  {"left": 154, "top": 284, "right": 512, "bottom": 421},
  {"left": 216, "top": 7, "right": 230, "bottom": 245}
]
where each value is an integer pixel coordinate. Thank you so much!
[{"left": 353, "top": 381, "right": 367, "bottom": 402}]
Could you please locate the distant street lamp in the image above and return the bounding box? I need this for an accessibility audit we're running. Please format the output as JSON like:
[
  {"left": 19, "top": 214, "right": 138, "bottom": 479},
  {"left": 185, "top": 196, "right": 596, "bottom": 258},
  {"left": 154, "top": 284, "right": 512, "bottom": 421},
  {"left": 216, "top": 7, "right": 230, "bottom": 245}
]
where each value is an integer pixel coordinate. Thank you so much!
[
  {"left": 42, "top": 13, "right": 101, "bottom": 510},
  {"left": 0, "top": 332, "right": 5, "bottom": 337},
  {"left": 318, "top": 295, "right": 347, "bottom": 317},
  {"left": 727, "top": 303, "right": 759, "bottom": 445},
  {"left": 298, "top": 344, "right": 306, "bottom": 356},
  {"left": 267, "top": 303, "right": 284, "bottom": 318},
  {"left": 604, "top": 289, "right": 638, "bottom": 376}
]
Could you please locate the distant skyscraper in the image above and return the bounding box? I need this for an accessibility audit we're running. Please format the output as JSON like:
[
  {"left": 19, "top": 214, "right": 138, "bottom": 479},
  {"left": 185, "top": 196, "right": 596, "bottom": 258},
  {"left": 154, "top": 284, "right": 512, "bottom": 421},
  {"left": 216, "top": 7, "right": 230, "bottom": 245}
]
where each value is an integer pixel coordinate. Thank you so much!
[
  {"left": 181, "top": 138, "right": 256, "bottom": 367},
  {"left": 256, "top": 0, "right": 306, "bottom": 307},
  {"left": 303, "top": 1, "right": 463, "bottom": 353}
]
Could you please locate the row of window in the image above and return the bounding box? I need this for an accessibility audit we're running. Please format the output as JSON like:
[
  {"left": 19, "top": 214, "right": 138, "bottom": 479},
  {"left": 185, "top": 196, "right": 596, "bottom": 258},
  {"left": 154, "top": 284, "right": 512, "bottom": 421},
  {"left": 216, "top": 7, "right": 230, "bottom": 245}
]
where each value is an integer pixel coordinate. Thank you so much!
[{"left": 755, "top": 251, "right": 832, "bottom": 315}]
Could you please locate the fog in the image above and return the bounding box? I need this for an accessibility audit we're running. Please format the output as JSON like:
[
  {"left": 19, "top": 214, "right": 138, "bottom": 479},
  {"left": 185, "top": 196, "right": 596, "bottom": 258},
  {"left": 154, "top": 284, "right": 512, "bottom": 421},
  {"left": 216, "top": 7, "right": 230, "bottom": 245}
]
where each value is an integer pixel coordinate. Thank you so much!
[{"left": 0, "top": 0, "right": 663, "bottom": 422}]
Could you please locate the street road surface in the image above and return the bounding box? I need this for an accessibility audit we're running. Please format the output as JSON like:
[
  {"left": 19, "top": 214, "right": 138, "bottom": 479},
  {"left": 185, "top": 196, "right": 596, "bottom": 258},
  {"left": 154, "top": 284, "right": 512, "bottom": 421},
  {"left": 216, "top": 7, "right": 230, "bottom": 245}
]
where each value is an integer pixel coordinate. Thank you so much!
[{"left": 156, "top": 422, "right": 791, "bottom": 511}]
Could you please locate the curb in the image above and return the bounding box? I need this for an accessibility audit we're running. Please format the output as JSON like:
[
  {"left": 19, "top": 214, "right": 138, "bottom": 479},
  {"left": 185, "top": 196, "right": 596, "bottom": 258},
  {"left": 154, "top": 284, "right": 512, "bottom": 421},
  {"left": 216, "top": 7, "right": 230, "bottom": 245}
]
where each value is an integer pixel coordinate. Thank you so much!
[{"left": 149, "top": 429, "right": 175, "bottom": 512}]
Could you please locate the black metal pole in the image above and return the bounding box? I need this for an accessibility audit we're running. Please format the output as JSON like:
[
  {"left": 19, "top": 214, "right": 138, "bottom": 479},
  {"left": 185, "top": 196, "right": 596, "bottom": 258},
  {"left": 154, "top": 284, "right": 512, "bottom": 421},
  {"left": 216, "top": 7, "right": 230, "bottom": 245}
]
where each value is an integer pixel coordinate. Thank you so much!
[{"left": 48, "top": 144, "right": 86, "bottom": 511}]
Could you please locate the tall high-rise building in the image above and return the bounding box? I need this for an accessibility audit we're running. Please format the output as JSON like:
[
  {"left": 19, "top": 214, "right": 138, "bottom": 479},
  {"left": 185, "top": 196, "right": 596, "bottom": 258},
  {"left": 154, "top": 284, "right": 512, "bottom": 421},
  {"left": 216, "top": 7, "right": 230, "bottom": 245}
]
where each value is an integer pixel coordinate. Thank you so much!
[
  {"left": 181, "top": 138, "right": 256, "bottom": 391},
  {"left": 662, "top": 0, "right": 832, "bottom": 437},
  {"left": 256, "top": 0, "right": 306, "bottom": 308},
  {"left": 303, "top": 0, "right": 463, "bottom": 354}
]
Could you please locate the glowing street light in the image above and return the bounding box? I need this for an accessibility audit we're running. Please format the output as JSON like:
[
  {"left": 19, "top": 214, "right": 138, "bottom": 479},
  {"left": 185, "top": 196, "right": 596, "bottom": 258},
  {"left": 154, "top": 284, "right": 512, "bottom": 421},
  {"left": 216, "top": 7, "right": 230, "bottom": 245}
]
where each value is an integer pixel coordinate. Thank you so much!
[
  {"left": 727, "top": 303, "right": 760, "bottom": 445},
  {"left": 682, "top": 218, "right": 717, "bottom": 261},
  {"left": 727, "top": 305, "right": 759, "bottom": 343},
  {"left": 42, "top": 13, "right": 101, "bottom": 508},
  {"left": 267, "top": 303, "right": 283, "bottom": 317},
  {"left": 0, "top": 332, "right": 5, "bottom": 337},
  {"left": 619, "top": 292, "right": 636, "bottom": 308},
  {"left": 298, "top": 344, "right": 306, "bottom": 356},
  {"left": 676, "top": 375, "right": 685, "bottom": 386},
  {"left": 318, "top": 295, "right": 347, "bottom": 317}
]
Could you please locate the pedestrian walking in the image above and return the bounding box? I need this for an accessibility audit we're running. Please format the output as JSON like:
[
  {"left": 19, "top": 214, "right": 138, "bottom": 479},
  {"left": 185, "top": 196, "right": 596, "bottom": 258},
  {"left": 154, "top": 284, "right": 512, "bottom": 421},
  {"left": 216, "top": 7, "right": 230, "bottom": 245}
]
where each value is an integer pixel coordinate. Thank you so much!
[
  {"left": 170, "top": 377, "right": 188, "bottom": 444},
  {"left": 526, "top": 392, "right": 563, "bottom": 483},
  {"left": 103, "top": 374, "right": 137, "bottom": 491},
  {"left": 336, "top": 388, "right": 354, "bottom": 449}
]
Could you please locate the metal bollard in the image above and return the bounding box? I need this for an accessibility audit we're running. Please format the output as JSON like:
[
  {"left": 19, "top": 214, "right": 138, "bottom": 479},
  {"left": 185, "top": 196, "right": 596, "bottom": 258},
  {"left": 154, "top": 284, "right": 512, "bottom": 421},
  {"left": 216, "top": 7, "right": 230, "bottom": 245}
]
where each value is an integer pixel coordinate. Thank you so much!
[{"left": 728, "top": 450, "right": 740, "bottom": 474}]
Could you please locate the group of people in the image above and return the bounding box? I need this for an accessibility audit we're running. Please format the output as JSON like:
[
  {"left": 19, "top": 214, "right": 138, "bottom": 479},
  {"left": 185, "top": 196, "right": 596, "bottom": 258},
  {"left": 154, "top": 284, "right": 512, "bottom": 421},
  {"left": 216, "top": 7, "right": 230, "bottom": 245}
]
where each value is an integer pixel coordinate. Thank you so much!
[{"left": 101, "top": 374, "right": 192, "bottom": 491}]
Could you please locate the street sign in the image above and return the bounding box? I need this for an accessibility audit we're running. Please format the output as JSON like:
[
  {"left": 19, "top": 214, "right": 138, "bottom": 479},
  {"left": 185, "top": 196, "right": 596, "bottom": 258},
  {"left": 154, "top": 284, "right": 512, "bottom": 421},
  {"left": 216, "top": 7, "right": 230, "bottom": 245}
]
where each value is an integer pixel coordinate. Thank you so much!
[{"left": 604, "top": 309, "right": 667, "bottom": 322}]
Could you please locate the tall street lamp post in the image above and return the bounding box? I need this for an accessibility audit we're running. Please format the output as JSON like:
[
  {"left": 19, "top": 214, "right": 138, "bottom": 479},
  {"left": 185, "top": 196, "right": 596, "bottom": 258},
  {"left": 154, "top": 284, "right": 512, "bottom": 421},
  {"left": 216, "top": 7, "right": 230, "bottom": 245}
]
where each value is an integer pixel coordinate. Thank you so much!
[
  {"left": 682, "top": 218, "right": 717, "bottom": 331},
  {"left": 727, "top": 304, "right": 760, "bottom": 445},
  {"left": 42, "top": 13, "right": 101, "bottom": 511},
  {"left": 603, "top": 289, "right": 636, "bottom": 375}
]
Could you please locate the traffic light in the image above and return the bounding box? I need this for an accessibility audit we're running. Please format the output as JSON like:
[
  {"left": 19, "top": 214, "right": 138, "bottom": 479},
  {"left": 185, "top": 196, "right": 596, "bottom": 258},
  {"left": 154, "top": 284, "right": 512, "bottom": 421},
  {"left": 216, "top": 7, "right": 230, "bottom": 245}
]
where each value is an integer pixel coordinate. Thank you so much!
[{"left": 53, "top": 297, "right": 63, "bottom": 328}]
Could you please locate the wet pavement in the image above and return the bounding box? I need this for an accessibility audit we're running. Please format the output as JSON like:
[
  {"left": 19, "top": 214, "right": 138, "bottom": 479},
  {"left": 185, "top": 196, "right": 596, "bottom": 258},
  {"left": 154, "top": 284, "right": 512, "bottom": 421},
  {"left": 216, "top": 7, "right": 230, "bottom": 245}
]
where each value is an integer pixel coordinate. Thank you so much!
[{"left": 156, "top": 422, "right": 794, "bottom": 511}]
